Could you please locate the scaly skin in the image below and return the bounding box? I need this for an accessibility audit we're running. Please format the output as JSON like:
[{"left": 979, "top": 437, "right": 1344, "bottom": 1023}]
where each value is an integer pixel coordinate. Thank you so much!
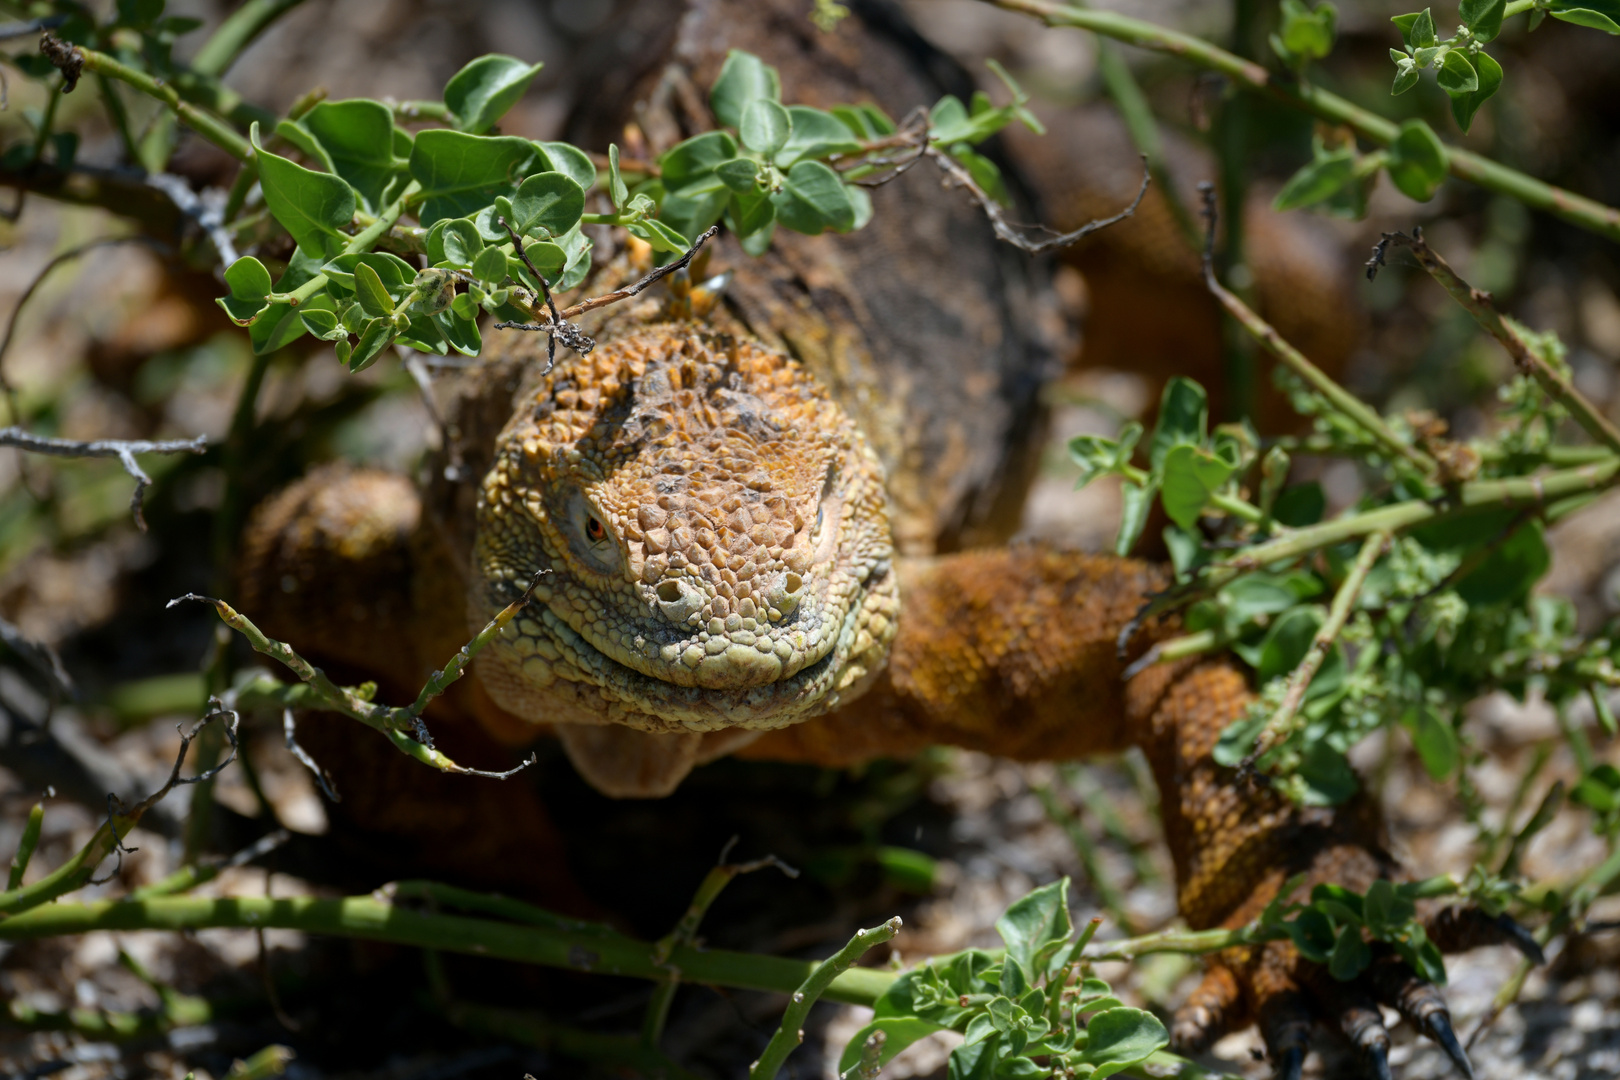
[{"left": 234, "top": 3, "right": 1527, "bottom": 1073}]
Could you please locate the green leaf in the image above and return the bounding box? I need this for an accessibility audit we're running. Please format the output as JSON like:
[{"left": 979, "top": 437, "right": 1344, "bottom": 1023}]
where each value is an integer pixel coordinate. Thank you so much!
[
  {"left": 511, "top": 240, "right": 567, "bottom": 286},
  {"left": 770, "top": 159, "right": 856, "bottom": 234},
  {"left": 775, "top": 105, "right": 861, "bottom": 167},
  {"left": 1160, "top": 444, "right": 1236, "bottom": 531},
  {"left": 1436, "top": 50, "right": 1479, "bottom": 94},
  {"left": 1392, "top": 58, "right": 1421, "bottom": 95},
  {"left": 117, "top": 0, "right": 163, "bottom": 29},
  {"left": 1277, "top": 0, "right": 1338, "bottom": 60},
  {"left": 353, "top": 261, "right": 396, "bottom": 318},
  {"left": 947, "top": 1033, "right": 1000, "bottom": 1080},
  {"left": 251, "top": 123, "right": 357, "bottom": 259},
  {"left": 629, "top": 217, "right": 695, "bottom": 255},
  {"left": 430, "top": 217, "right": 485, "bottom": 268},
  {"left": 300, "top": 99, "right": 403, "bottom": 213},
  {"left": 1078, "top": 1008, "right": 1170, "bottom": 1079},
  {"left": 436, "top": 308, "right": 482, "bottom": 356},
  {"left": 1449, "top": 50, "right": 1503, "bottom": 132},
  {"left": 1274, "top": 149, "right": 1358, "bottom": 211},
  {"left": 1411, "top": 7, "right": 1438, "bottom": 46},
  {"left": 1328, "top": 924, "right": 1372, "bottom": 980},
  {"left": 995, "top": 878, "right": 1072, "bottom": 985},
  {"left": 508, "top": 171, "right": 585, "bottom": 237},
  {"left": 443, "top": 54, "right": 544, "bottom": 134},
  {"left": 1385, "top": 118, "right": 1448, "bottom": 201},
  {"left": 740, "top": 98, "right": 791, "bottom": 157},
  {"left": 554, "top": 225, "right": 594, "bottom": 290},
  {"left": 1273, "top": 482, "right": 1325, "bottom": 526},
  {"left": 217, "top": 256, "right": 274, "bottom": 325},
  {"left": 538, "top": 141, "right": 596, "bottom": 192},
  {"left": 1069, "top": 421, "right": 1143, "bottom": 488},
  {"left": 950, "top": 145, "right": 1009, "bottom": 205},
  {"left": 1549, "top": 2, "right": 1620, "bottom": 32},
  {"left": 1461, "top": 0, "right": 1507, "bottom": 40},
  {"left": 1454, "top": 520, "right": 1547, "bottom": 605},
  {"left": 717, "top": 158, "right": 762, "bottom": 194},
  {"left": 1116, "top": 480, "right": 1157, "bottom": 556},
  {"left": 709, "top": 49, "right": 781, "bottom": 130},
  {"left": 349, "top": 317, "right": 395, "bottom": 372},
  {"left": 299, "top": 308, "right": 346, "bottom": 341},
  {"left": 607, "top": 144, "right": 629, "bottom": 209},
  {"left": 471, "top": 244, "right": 510, "bottom": 285},
  {"left": 837, "top": 1018, "right": 947, "bottom": 1076},
  {"left": 409, "top": 130, "right": 548, "bottom": 226},
  {"left": 659, "top": 131, "right": 740, "bottom": 198},
  {"left": 1148, "top": 377, "right": 1208, "bottom": 470},
  {"left": 1408, "top": 706, "right": 1460, "bottom": 780},
  {"left": 1223, "top": 576, "right": 1300, "bottom": 624}
]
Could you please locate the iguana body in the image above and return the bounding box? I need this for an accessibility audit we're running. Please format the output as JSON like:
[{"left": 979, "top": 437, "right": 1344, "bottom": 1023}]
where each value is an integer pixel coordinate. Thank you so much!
[{"left": 237, "top": 3, "right": 1515, "bottom": 1074}]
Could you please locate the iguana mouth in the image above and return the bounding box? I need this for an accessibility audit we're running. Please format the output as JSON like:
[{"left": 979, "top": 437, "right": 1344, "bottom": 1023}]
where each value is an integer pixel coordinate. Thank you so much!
[{"left": 471, "top": 322, "right": 901, "bottom": 735}]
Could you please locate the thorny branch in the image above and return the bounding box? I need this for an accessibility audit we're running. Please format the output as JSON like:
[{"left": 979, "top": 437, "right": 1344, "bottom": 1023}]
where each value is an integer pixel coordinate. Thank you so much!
[
  {"left": 172, "top": 569, "right": 551, "bottom": 778},
  {"left": 495, "top": 224, "right": 723, "bottom": 371},
  {"left": 0, "top": 427, "right": 208, "bottom": 530},
  {"left": 1368, "top": 228, "right": 1620, "bottom": 459}
]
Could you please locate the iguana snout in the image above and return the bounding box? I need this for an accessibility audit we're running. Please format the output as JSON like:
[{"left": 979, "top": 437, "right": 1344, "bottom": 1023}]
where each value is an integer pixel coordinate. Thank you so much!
[{"left": 471, "top": 323, "right": 901, "bottom": 737}]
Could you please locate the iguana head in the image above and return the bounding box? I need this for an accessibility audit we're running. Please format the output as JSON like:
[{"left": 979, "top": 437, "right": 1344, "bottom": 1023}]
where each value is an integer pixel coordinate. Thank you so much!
[{"left": 472, "top": 323, "right": 899, "bottom": 736}]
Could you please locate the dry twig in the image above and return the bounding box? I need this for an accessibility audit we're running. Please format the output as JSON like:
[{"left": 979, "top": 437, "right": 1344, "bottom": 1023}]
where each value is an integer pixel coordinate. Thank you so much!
[{"left": 0, "top": 427, "right": 207, "bottom": 530}]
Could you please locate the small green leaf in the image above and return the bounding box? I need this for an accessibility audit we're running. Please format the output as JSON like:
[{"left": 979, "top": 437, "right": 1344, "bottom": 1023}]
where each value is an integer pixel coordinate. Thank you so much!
[
  {"left": 509, "top": 171, "right": 585, "bottom": 237},
  {"left": 511, "top": 240, "right": 567, "bottom": 286},
  {"left": 717, "top": 158, "right": 762, "bottom": 194},
  {"left": 432, "top": 217, "right": 485, "bottom": 267},
  {"left": 1436, "top": 49, "right": 1479, "bottom": 94},
  {"left": 1078, "top": 1008, "right": 1170, "bottom": 1079},
  {"left": 1160, "top": 444, "right": 1236, "bottom": 531},
  {"left": 348, "top": 317, "right": 395, "bottom": 372},
  {"left": 1411, "top": 7, "right": 1437, "bottom": 46},
  {"left": 409, "top": 130, "right": 548, "bottom": 226},
  {"left": 1461, "top": 0, "right": 1507, "bottom": 40},
  {"left": 1273, "top": 482, "right": 1325, "bottom": 526},
  {"left": 995, "top": 878, "right": 1072, "bottom": 982},
  {"left": 771, "top": 159, "right": 856, "bottom": 234},
  {"left": 628, "top": 217, "right": 694, "bottom": 255},
  {"left": 709, "top": 49, "right": 781, "bottom": 130},
  {"left": 435, "top": 308, "right": 482, "bottom": 356},
  {"left": 725, "top": 189, "right": 775, "bottom": 240},
  {"left": 1454, "top": 520, "right": 1547, "bottom": 605},
  {"left": 217, "top": 256, "right": 274, "bottom": 325},
  {"left": 607, "top": 144, "right": 629, "bottom": 209},
  {"left": 251, "top": 123, "right": 357, "bottom": 259},
  {"left": 659, "top": 131, "right": 741, "bottom": 197},
  {"left": 1385, "top": 118, "right": 1448, "bottom": 201},
  {"left": 353, "top": 261, "right": 396, "bottom": 318},
  {"left": 1256, "top": 606, "right": 1325, "bottom": 682},
  {"left": 837, "top": 1018, "right": 947, "bottom": 1076},
  {"left": 1449, "top": 50, "right": 1503, "bottom": 132},
  {"left": 950, "top": 145, "right": 1009, "bottom": 205},
  {"left": 1148, "top": 377, "right": 1208, "bottom": 470},
  {"left": 1392, "top": 59, "right": 1421, "bottom": 95},
  {"left": 1277, "top": 0, "right": 1338, "bottom": 60},
  {"left": 740, "top": 98, "right": 791, "bottom": 157},
  {"left": 1116, "top": 480, "right": 1157, "bottom": 556},
  {"left": 1069, "top": 421, "right": 1143, "bottom": 488},
  {"left": 1549, "top": 2, "right": 1620, "bottom": 32},
  {"left": 443, "top": 54, "right": 544, "bottom": 134},
  {"left": 471, "top": 244, "right": 510, "bottom": 285},
  {"left": 1274, "top": 149, "right": 1358, "bottom": 211},
  {"left": 538, "top": 141, "right": 596, "bottom": 192},
  {"left": 1328, "top": 924, "right": 1372, "bottom": 980},
  {"left": 299, "top": 308, "right": 345, "bottom": 341},
  {"left": 774, "top": 105, "right": 861, "bottom": 167},
  {"left": 1409, "top": 705, "right": 1460, "bottom": 780}
]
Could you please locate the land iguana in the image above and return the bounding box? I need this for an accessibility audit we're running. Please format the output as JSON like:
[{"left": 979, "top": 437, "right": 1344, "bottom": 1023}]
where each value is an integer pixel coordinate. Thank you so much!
[{"left": 236, "top": 2, "right": 1527, "bottom": 1075}]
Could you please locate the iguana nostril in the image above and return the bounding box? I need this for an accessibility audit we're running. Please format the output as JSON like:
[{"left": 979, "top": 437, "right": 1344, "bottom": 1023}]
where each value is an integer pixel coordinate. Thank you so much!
[
  {"left": 767, "top": 571, "right": 804, "bottom": 616},
  {"left": 656, "top": 580, "right": 683, "bottom": 603},
  {"left": 783, "top": 572, "right": 803, "bottom": 594}
]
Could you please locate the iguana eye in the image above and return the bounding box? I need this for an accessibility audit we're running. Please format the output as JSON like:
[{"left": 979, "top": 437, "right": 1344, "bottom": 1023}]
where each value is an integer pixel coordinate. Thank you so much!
[
  {"left": 586, "top": 516, "right": 606, "bottom": 542},
  {"left": 557, "top": 489, "right": 622, "bottom": 575}
]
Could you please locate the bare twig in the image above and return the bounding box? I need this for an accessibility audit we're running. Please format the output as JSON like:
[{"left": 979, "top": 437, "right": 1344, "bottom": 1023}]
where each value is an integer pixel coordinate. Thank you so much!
[
  {"left": 1369, "top": 228, "right": 1620, "bottom": 459},
  {"left": 1196, "top": 184, "right": 1437, "bottom": 477},
  {"left": 495, "top": 224, "right": 724, "bottom": 369},
  {"left": 930, "top": 146, "right": 1150, "bottom": 254},
  {"left": 643, "top": 837, "right": 800, "bottom": 1048},
  {"left": 173, "top": 570, "right": 549, "bottom": 778},
  {"left": 283, "top": 709, "right": 338, "bottom": 802},
  {"left": 0, "top": 427, "right": 207, "bottom": 530},
  {"left": 1240, "top": 530, "right": 1387, "bottom": 776}
]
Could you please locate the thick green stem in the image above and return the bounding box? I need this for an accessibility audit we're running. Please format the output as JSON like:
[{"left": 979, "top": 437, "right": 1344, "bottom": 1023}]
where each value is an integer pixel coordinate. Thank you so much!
[
  {"left": 750, "top": 916, "right": 901, "bottom": 1080},
  {"left": 983, "top": 0, "right": 1620, "bottom": 244},
  {"left": 7, "top": 797, "right": 47, "bottom": 891},
  {"left": 64, "top": 44, "right": 252, "bottom": 163},
  {"left": 0, "top": 895, "right": 900, "bottom": 1005}
]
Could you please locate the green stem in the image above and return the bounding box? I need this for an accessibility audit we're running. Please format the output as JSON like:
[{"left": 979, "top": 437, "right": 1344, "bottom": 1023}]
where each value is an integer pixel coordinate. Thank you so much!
[
  {"left": 749, "top": 916, "right": 901, "bottom": 1080},
  {"left": 1244, "top": 530, "right": 1387, "bottom": 768},
  {"left": 279, "top": 182, "right": 421, "bottom": 308},
  {"left": 394, "top": 100, "right": 452, "bottom": 122},
  {"left": 983, "top": 0, "right": 1620, "bottom": 244},
  {"left": 1204, "top": 457, "right": 1620, "bottom": 587},
  {"left": 1078, "top": 921, "right": 1281, "bottom": 963},
  {"left": 0, "top": 815, "right": 131, "bottom": 918},
  {"left": 30, "top": 77, "right": 63, "bottom": 164},
  {"left": 7, "top": 796, "right": 45, "bottom": 891},
  {"left": 0, "top": 895, "right": 900, "bottom": 1005},
  {"left": 62, "top": 46, "right": 250, "bottom": 163},
  {"left": 190, "top": 0, "right": 313, "bottom": 77}
]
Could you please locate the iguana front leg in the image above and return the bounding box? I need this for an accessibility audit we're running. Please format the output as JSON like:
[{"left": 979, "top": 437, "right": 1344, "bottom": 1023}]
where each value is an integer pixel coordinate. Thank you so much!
[{"left": 749, "top": 546, "right": 1529, "bottom": 1077}]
